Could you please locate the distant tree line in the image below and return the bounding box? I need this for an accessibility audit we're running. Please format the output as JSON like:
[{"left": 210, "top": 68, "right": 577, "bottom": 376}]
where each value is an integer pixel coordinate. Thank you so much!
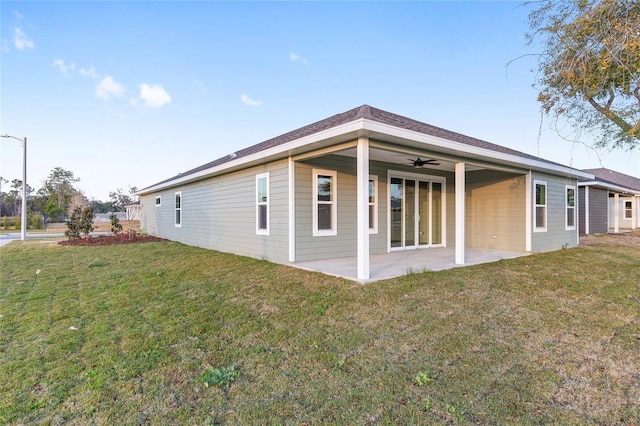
[{"left": 0, "top": 166, "right": 137, "bottom": 228}]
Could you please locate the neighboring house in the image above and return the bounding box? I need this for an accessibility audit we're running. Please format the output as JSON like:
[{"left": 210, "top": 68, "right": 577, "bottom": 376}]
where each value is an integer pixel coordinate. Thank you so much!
[
  {"left": 579, "top": 168, "right": 640, "bottom": 235},
  {"left": 138, "top": 105, "right": 593, "bottom": 281},
  {"left": 125, "top": 202, "right": 141, "bottom": 221},
  {"left": 94, "top": 212, "right": 127, "bottom": 223}
]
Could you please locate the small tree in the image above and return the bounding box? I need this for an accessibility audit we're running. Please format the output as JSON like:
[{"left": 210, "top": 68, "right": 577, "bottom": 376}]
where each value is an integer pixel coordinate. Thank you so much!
[
  {"left": 65, "top": 207, "right": 82, "bottom": 239},
  {"left": 110, "top": 212, "right": 123, "bottom": 235},
  {"left": 79, "top": 206, "right": 95, "bottom": 237}
]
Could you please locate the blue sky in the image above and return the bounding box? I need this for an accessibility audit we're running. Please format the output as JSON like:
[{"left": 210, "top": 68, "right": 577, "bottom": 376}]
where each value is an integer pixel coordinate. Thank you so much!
[{"left": 2, "top": 1, "right": 638, "bottom": 201}]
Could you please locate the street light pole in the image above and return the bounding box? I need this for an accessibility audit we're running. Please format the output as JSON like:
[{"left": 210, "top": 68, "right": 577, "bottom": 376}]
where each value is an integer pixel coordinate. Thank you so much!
[{"left": 1, "top": 134, "right": 27, "bottom": 241}]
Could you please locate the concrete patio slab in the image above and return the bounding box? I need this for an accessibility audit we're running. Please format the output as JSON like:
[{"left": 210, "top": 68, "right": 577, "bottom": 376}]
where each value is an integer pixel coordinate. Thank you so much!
[{"left": 292, "top": 248, "right": 529, "bottom": 283}]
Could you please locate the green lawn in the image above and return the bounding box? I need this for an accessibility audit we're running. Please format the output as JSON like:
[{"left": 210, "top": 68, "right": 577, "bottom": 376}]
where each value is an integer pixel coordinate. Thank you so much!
[{"left": 1, "top": 235, "right": 639, "bottom": 425}]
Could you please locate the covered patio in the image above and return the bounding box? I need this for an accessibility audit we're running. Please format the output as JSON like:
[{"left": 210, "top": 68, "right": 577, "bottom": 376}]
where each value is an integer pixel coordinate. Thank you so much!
[{"left": 293, "top": 247, "right": 529, "bottom": 283}]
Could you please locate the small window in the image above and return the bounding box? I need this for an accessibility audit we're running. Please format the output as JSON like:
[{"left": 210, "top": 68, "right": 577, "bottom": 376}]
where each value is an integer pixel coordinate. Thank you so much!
[
  {"left": 565, "top": 185, "right": 576, "bottom": 230},
  {"left": 256, "top": 173, "right": 269, "bottom": 235},
  {"left": 534, "top": 180, "right": 547, "bottom": 232},
  {"left": 369, "top": 175, "right": 378, "bottom": 234},
  {"left": 625, "top": 201, "right": 633, "bottom": 219},
  {"left": 175, "top": 191, "right": 182, "bottom": 227},
  {"left": 313, "top": 169, "right": 337, "bottom": 236},
  {"left": 155, "top": 196, "right": 161, "bottom": 207}
]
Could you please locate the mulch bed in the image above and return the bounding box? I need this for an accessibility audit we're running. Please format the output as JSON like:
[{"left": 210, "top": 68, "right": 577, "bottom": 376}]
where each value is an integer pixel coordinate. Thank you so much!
[{"left": 59, "top": 233, "right": 168, "bottom": 246}]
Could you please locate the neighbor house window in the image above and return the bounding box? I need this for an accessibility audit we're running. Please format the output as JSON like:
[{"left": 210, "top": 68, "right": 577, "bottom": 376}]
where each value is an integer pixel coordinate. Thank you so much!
[
  {"left": 625, "top": 201, "right": 633, "bottom": 219},
  {"left": 565, "top": 185, "right": 576, "bottom": 230},
  {"left": 534, "top": 180, "right": 547, "bottom": 232},
  {"left": 369, "top": 175, "right": 378, "bottom": 233},
  {"left": 155, "top": 196, "right": 161, "bottom": 207},
  {"left": 313, "top": 169, "right": 337, "bottom": 236},
  {"left": 256, "top": 173, "right": 269, "bottom": 235},
  {"left": 175, "top": 191, "right": 182, "bottom": 227}
]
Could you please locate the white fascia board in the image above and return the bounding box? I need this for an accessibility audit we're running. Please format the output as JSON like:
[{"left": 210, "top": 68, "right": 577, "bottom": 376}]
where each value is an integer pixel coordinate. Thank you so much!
[
  {"left": 361, "top": 119, "right": 593, "bottom": 179},
  {"left": 137, "top": 120, "right": 366, "bottom": 194},
  {"left": 139, "top": 116, "right": 592, "bottom": 195},
  {"left": 578, "top": 180, "right": 640, "bottom": 195}
]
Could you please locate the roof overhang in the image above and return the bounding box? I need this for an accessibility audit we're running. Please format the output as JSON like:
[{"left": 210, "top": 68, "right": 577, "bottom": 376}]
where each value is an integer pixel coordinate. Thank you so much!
[
  {"left": 579, "top": 180, "right": 640, "bottom": 195},
  {"left": 138, "top": 118, "right": 592, "bottom": 195}
]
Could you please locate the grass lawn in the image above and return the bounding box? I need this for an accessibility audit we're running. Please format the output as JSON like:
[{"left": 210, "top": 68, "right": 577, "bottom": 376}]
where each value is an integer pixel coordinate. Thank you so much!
[{"left": 1, "top": 234, "right": 639, "bottom": 425}]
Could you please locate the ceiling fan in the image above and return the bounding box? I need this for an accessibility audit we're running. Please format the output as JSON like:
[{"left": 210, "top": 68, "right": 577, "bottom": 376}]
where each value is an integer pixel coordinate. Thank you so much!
[{"left": 409, "top": 157, "right": 440, "bottom": 168}]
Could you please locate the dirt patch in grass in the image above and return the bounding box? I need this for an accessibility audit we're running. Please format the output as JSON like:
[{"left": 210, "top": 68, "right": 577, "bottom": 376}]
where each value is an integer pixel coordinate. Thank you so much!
[
  {"left": 58, "top": 233, "right": 167, "bottom": 246},
  {"left": 580, "top": 229, "right": 640, "bottom": 246}
]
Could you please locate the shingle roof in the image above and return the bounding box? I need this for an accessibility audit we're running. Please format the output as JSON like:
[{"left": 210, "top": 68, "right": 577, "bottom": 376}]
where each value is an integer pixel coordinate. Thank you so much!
[
  {"left": 583, "top": 168, "right": 640, "bottom": 191},
  {"left": 144, "top": 104, "right": 569, "bottom": 190}
]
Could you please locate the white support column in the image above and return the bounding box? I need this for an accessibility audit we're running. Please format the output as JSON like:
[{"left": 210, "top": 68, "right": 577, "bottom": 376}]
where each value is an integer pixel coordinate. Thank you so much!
[
  {"left": 455, "top": 162, "right": 465, "bottom": 265},
  {"left": 525, "top": 171, "right": 532, "bottom": 251},
  {"left": 357, "top": 136, "right": 370, "bottom": 280},
  {"left": 288, "top": 157, "right": 296, "bottom": 262},
  {"left": 632, "top": 196, "right": 637, "bottom": 230},
  {"left": 584, "top": 186, "right": 590, "bottom": 235},
  {"left": 613, "top": 193, "right": 620, "bottom": 233}
]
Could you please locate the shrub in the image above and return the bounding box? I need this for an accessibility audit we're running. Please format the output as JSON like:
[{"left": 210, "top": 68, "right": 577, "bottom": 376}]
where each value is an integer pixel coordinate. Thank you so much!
[
  {"left": 30, "top": 214, "right": 43, "bottom": 230},
  {"left": 14, "top": 217, "right": 20, "bottom": 231},
  {"left": 65, "top": 206, "right": 95, "bottom": 239},
  {"left": 2, "top": 216, "right": 8, "bottom": 230}
]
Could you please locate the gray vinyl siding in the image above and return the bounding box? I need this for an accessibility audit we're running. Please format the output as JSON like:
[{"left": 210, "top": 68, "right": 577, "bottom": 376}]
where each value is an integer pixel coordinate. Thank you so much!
[
  {"left": 295, "top": 155, "right": 357, "bottom": 262},
  {"left": 465, "top": 170, "right": 526, "bottom": 251},
  {"left": 589, "top": 188, "right": 609, "bottom": 233},
  {"left": 140, "top": 159, "right": 290, "bottom": 263},
  {"left": 531, "top": 172, "right": 579, "bottom": 252},
  {"left": 578, "top": 186, "right": 608, "bottom": 235}
]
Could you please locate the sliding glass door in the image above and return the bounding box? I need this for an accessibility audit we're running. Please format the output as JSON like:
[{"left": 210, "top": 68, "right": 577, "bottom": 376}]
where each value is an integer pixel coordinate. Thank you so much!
[{"left": 390, "top": 173, "right": 445, "bottom": 250}]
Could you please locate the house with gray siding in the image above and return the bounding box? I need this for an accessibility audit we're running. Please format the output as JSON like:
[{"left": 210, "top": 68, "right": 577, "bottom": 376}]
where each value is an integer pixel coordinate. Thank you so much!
[
  {"left": 138, "top": 105, "right": 593, "bottom": 281},
  {"left": 579, "top": 168, "right": 640, "bottom": 235}
]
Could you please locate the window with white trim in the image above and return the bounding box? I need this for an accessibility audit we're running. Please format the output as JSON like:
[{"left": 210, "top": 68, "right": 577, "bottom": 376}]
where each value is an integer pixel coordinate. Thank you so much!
[
  {"left": 565, "top": 185, "right": 576, "bottom": 230},
  {"left": 534, "top": 180, "right": 547, "bottom": 232},
  {"left": 313, "top": 169, "right": 337, "bottom": 236},
  {"left": 256, "top": 173, "right": 269, "bottom": 235},
  {"left": 369, "top": 175, "right": 378, "bottom": 233},
  {"left": 175, "top": 191, "right": 182, "bottom": 227},
  {"left": 625, "top": 201, "right": 633, "bottom": 219},
  {"left": 155, "top": 196, "right": 161, "bottom": 207}
]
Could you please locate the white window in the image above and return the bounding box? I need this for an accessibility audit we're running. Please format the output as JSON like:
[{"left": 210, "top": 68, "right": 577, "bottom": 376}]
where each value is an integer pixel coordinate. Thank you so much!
[
  {"left": 369, "top": 175, "right": 378, "bottom": 234},
  {"left": 625, "top": 201, "right": 633, "bottom": 219},
  {"left": 256, "top": 173, "right": 269, "bottom": 235},
  {"left": 565, "top": 185, "right": 576, "bottom": 230},
  {"left": 175, "top": 191, "right": 182, "bottom": 227},
  {"left": 313, "top": 169, "right": 337, "bottom": 236},
  {"left": 155, "top": 196, "right": 161, "bottom": 207},
  {"left": 534, "top": 180, "right": 547, "bottom": 232}
]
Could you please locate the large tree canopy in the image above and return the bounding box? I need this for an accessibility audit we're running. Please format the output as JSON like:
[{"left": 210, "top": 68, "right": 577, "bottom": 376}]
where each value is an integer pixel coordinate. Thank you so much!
[{"left": 528, "top": 0, "right": 640, "bottom": 150}]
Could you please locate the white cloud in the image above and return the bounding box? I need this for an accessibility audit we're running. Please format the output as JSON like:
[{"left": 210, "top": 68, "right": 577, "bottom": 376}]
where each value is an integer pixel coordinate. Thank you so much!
[
  {"left": 78, "top": 65, "right": 100, "bottom": 78},
  {"left": 52, "top": 58, "right": 75, "bottom": 75},
  {"left": 137, "top": 83, "right": 171, "bottom": 108},
  {"left": 13, "top": 27, "right": 34, "bottom": 50},
  {"left": 290, "top": 52, "right": 308, "bottom": 65},
  {"left": 240, "top": 94, "right": 262, "bottom": 106},
  {"left": 96, "top": 75, "right": 125, "bottom": 100}
]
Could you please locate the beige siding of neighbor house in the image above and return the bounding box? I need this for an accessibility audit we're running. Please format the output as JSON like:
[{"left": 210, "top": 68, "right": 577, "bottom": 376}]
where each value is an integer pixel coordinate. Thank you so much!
[
  {"left": 465, "top": 170, "right": 526, "bottom": 251},
  {"left": 531, "top": 172, "right": 579, "bottom": 251},
  {"left": 140, "top": 159, "right": 290, "bottom": 263}
]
